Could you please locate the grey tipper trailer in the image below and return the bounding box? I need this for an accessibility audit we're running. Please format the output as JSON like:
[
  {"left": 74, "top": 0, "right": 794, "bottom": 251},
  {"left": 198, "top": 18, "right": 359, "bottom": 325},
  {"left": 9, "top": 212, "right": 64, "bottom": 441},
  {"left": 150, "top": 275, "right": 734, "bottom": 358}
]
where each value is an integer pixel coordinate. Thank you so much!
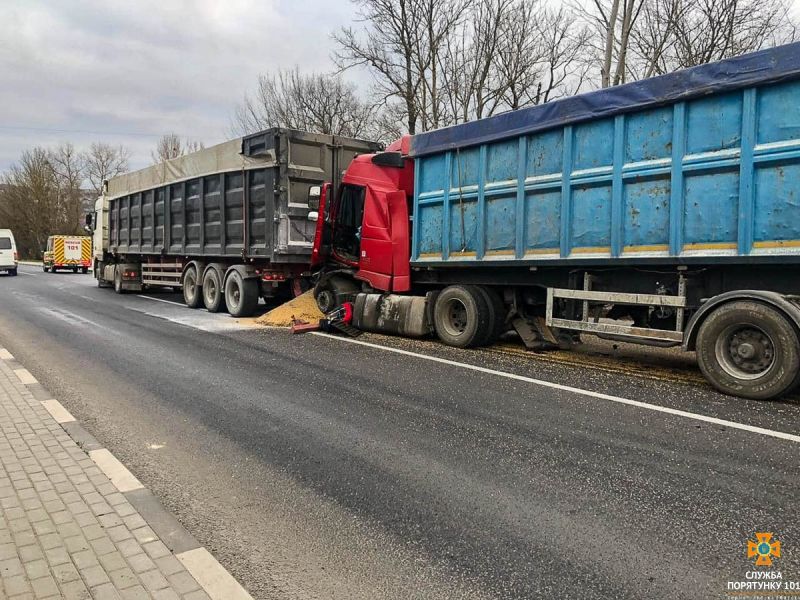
[{"left": 90, "top": 128, "right": 380, "bottom": 316}]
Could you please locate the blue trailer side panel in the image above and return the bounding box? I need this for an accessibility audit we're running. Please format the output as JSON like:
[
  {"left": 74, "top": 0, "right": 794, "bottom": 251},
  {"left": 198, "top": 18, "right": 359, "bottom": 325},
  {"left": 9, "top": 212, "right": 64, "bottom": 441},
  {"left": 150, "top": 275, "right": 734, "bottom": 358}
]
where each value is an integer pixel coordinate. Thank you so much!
[{"left": 411, "top": 47, "right": 800, "bottom": 266}]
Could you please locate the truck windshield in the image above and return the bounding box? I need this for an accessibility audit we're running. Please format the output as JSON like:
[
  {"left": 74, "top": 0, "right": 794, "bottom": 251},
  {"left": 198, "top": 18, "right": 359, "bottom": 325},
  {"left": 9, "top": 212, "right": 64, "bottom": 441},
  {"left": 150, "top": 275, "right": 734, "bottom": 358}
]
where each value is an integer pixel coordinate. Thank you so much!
[
  {"left": 0, "top": 238, "right": 11, "bottom": 250},
  {"left": 333, "top": 184, "right": 365, "bottom": 262}
]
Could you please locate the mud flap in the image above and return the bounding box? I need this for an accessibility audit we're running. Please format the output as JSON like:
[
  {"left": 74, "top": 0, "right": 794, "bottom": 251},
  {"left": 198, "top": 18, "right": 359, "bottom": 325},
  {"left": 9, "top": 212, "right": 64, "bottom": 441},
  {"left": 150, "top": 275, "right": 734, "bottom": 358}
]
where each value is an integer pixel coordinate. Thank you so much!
[{"left": 512, "top": 317, "right": 559, "bottom": 350}]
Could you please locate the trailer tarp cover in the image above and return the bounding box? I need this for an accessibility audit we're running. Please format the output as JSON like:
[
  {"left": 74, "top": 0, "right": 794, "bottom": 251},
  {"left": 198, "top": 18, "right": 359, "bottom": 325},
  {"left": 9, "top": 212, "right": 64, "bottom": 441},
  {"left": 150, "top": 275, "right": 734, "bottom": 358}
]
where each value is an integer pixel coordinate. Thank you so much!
[
  {"left": 409, "top": 42, "right": 800, "bottom": 157},
  {"left": 106, "top": 139, "right": 269, "bottom": 199}
]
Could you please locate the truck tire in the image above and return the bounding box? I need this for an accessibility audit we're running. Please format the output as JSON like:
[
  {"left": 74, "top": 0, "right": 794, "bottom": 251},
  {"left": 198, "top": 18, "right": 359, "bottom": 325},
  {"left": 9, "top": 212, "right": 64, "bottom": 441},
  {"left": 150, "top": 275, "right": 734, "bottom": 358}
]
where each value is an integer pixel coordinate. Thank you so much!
[
  {"left": 696, "top": 300, "right": 800, "bottom": 400},
  {"left": 476, "top": 286, "right": 507, "bottom": 346},
  {"left": 225, "top": 270, "right": 259, "bottom": 317},
  {"left": 113, "top": 266, "right": 125, "bottom": 294},
  {"left": 9, "top": 268, "right": 17, "bottom": 276},
  {"left": 95, "top": 261, "right": 111, "bottom": 288},
  {"left": 42, "top": 265, "right": 48, "bottom": 273},
  {"left": 314, "top": 276, "right": 359, "bottom": 314},
  {"left": 81, "top": 267, "right": 88, "bottom": 274},
  {"left": 433, "top": 285, "right": 491, "bottom": 348},
  {"left": 202, "top": 267, "right": 226, "bottom": 313},
  {"left": 182, "top": 265, "right": 203, "bottom": 308}
]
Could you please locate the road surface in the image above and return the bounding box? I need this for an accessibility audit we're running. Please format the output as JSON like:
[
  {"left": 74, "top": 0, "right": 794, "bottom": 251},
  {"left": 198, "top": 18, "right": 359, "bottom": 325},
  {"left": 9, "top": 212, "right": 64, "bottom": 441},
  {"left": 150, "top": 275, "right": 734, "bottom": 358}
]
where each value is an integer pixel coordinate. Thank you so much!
[{"left": 0, "top": 264, "right": 798, "bottom": 599}]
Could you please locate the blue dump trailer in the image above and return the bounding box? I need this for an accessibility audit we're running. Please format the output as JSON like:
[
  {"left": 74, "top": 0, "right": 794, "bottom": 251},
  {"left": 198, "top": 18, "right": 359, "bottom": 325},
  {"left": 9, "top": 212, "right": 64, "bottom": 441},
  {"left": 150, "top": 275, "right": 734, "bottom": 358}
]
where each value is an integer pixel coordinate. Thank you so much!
[
  {"left": 319, "top": 43, "right": 800, "bottom": 400},
  {"left": 403, "top": 43, "right": 800, "bottom": 399},
  {"left": 411, "top": 43, "right": 800, "bottom": 266}
]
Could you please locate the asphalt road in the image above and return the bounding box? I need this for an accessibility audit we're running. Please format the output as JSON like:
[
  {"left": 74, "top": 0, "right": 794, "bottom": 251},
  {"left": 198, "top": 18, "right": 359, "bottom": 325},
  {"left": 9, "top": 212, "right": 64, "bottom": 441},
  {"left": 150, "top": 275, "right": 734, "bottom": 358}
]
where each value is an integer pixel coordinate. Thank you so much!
[{"left": 1, "top": 264, "right": 798, "bottom": 599}]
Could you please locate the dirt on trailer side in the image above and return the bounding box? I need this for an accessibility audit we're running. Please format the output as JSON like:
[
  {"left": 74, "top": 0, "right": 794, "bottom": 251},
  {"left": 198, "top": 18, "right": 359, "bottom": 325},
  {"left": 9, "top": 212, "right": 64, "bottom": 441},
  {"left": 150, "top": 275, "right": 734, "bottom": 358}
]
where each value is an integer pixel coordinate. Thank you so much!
[{"left": 257, "top": 290, "right": 324, "bottom": 327}]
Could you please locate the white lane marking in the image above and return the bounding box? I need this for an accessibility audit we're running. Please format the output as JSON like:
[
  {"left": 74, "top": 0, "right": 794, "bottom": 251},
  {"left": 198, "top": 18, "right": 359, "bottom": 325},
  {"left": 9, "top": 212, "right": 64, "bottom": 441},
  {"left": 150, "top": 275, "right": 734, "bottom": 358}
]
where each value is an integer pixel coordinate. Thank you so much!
[
  {"left": 13, "top": 368, "right": 37, "bottom": 385},
  {"left": 311, "top": 332, "right": 800, "bottom": 444},
  {"left": 15, "top": 271, "right": 34, "bottom": 276},
  {"left": 177, "top": 547, "right": 254, "bottom": 600},
  {"left": 41, "top": 400, "right": 76, "bottom": 424},
  {"left": 137, "top": 295, "right": 185, "bottom": 307},
  {"left": 88, "top": 449, "right": 144, "bottom": 493},
  {"left": 0, "top": 348, "right": 13, "bottom": 360}
]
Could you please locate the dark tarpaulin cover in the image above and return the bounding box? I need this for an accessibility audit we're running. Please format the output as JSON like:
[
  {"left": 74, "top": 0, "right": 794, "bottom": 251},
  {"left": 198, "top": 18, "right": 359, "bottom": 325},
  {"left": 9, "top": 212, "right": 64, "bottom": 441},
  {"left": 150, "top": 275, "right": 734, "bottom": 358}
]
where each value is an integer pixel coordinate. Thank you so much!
[{"left": 409, "top": 42, "right": 800, "bottom": 157}]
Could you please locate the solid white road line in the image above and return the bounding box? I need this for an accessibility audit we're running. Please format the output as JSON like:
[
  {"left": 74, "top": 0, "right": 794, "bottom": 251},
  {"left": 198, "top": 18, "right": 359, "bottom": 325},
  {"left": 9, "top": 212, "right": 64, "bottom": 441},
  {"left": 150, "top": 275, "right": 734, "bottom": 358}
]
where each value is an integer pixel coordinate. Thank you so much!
[
  {"left": 177, "top": 547, "right": 254, "bottom": 600},
  {"left": 0, "top": 348, "right": 13, "bottom": 360},
  {"left": 311, "top": 332, "right": 800, "bottom": 444},
  {"left": 13, "top": 368, "right": 38, "bottom": 385},
  {"left": 89, "top": 449, "right": 144, "bottom": 493},
  {"left": 41, "top": 400, "right": 76, "bottom": 424},
  {"left": 137, "top": 295, "right": 185, "bottom": 307}
]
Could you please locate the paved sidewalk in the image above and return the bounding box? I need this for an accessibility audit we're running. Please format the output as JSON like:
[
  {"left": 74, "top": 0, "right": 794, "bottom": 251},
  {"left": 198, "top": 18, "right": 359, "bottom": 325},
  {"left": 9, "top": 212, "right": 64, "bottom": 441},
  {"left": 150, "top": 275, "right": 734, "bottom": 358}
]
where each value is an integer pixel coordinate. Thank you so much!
[{"left": 0, "top": 354, "right": 219, "bottom": 599}]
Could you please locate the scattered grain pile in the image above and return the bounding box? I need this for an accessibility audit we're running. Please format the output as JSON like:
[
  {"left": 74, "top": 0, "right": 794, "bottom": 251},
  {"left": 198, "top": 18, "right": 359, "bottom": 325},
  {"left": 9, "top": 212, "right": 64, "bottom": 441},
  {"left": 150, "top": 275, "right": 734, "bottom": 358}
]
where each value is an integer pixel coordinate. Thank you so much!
[{"left": 256, "top": 290, "right": 324, "bottom": 327}]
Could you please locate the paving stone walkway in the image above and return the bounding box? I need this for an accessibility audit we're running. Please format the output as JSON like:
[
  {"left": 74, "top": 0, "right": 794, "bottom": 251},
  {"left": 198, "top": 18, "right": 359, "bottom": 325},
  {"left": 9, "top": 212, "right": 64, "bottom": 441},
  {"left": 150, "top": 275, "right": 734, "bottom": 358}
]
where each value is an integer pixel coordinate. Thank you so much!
[{"left": 0, "top": 356, "right": 211, "bottom": 599}]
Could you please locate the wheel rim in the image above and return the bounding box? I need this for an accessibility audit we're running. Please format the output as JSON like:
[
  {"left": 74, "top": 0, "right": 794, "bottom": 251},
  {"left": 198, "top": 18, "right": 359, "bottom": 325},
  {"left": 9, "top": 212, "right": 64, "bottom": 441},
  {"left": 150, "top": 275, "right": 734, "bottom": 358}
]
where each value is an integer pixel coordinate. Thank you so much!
[
  {"left": 441, "top": 298, "right": 469, "bottom": 337},
  {"left": 229, "top": 278, "right": 240, "bottom": 310},
  {"left": 205, "top": 277, "right": 217, "bottom": 305},
  {"left": 317, "top": 290, "right": 335, "bottom": 313},
  {"left": 715, "top": 324, "right": 776, "bottom": 380},
  {"left": 185, "top": 271, "right": 196, "bottom": 298}
]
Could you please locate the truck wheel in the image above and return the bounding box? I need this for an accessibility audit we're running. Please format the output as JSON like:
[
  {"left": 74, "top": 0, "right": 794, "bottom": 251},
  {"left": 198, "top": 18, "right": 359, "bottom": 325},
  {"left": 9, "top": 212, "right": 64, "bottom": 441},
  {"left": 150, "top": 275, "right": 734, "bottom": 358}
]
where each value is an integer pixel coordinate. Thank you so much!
[
  {"left": 433, "top": 285, "right": 491, "bottom": 348},
  {"left": 315, "top": 285, "right": 337, "bottom": 314},
  {"left": 42, "top": 265, "right": 48, "bottom": 273},
  {"left": 314, "top": 276, "right": 359, "bottom": 313},
  {"left": 696, "top": 301, "right": 800, "bottom": 400},
  {"left": 9, "top": 268, "right": 17, "bottom": 276},
  {"left": 81, "top": 267, "right": 88, "bottom": 274},
  {"left": 202, "top": 268, "right": 226, "bottom": 313},
  {"left": 182, "top": 265, "right": 203, "bottom": 308},
  {"left": 113, "top": 267, "right": 125, "bottom": 294},
  {"left": 225, "top": 271, "right": 259, "bottom": 317},
  {"left": 476, "top": 286, "right": 507, "bottom": 346}
]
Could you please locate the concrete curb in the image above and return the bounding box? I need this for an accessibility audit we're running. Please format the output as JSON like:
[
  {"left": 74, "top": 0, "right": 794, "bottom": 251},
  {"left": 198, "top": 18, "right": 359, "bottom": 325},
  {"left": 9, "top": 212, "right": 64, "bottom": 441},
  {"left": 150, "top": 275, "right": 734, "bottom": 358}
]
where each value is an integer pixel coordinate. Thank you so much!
[{"left": 1, "top": 347, "right": 254, "bottom": 600}]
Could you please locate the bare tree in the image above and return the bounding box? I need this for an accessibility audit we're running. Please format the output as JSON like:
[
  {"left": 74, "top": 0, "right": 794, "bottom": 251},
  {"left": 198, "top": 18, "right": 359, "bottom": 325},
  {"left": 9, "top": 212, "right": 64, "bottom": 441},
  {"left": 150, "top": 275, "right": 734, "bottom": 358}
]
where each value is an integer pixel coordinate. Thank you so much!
[
  {"left": 84, "top": 142, "right": 130, "bottom": 196},
  {"left": 334, "top": 0, "right": 469, "bottom": 134},
  {"left": 337, "top": 0, "right": 586, "bottom": 133},
  {"left": 497, "top": 3, "right": 590, "bottom": 110},
  {"left": 580, "top": 0, "right": 796, "bottom": 86},
  {"left": 151, "top": 134, "right": 205, "bottom": 163},
  {"left": 439, "top": 0, "right": 511, "bottom": 124},
  {"left": 0, "top": 149, "right": 63, "bottom": 257},
  {"left": 48, "top": 143, "right": 87, "bottom": 236},
  {"left": 577, "top": 0, "right": 645, "bottom": 87},
  {"left": 631, "top": 0, "right": 796, "bottom": 77},
  {"left": 231, "top": 69, "right": 378, "bottom": 139}
]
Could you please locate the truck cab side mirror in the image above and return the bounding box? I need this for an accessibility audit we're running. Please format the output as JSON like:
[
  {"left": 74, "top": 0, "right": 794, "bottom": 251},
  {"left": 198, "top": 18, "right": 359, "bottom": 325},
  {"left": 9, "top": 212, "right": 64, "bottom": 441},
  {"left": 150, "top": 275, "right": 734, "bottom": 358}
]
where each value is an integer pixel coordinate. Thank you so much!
[
  {"left": 308, "top": 185, "right": 321, "bottom": 211},
  {"left": 84, "top": 213, "right": 94, "bottom": 234}
]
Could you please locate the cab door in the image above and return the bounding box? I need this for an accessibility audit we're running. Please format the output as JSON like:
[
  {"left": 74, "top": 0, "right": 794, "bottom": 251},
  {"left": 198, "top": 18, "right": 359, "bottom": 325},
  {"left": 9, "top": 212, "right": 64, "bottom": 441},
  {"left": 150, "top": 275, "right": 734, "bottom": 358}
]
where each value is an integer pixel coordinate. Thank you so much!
[
  {"left": 358, "top": 187, "right": 393, "bottom": 290},
  {"left": 330, "top": 184, "right": 365, "bottom": 266}
]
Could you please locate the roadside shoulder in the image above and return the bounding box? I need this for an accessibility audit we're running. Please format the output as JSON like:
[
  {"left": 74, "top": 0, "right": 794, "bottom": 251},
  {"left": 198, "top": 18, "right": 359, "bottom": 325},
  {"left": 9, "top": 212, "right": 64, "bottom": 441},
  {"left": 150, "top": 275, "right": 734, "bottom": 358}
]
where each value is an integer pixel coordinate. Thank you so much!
[{"left": 0, "top": 347, "right": 253, "bottom": 600}]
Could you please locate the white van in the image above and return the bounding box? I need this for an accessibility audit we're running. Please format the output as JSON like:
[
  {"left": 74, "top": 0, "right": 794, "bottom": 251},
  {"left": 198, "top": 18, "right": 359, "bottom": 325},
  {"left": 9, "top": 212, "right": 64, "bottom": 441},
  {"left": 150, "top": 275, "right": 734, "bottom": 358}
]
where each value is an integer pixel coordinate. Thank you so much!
[{"left": 0, "top": 229, "right": 18, "bottom": 276}]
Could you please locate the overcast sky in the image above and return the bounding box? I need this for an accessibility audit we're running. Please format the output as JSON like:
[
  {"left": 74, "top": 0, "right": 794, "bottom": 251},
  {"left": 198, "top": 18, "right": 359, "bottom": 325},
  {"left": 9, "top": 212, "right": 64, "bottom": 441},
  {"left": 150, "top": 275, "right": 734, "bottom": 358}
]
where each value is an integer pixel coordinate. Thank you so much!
[{"left": 0, "top": 0, "right": 360, "bottom": 173}]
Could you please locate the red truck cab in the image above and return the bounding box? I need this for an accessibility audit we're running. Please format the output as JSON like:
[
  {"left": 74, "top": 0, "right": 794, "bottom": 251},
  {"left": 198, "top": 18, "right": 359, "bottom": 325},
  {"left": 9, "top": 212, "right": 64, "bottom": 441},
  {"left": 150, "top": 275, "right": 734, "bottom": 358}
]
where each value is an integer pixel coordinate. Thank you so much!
[{"left": 312, "top": 136, "right": 414, "bottom": 307}]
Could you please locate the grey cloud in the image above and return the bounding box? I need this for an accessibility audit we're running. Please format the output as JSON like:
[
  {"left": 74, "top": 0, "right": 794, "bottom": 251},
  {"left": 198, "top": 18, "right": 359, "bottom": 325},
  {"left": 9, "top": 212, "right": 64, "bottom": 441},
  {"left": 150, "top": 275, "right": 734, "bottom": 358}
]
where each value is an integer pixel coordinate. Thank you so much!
[{"left": 0, "top": 0, "right": 357, "bottom": 172}]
